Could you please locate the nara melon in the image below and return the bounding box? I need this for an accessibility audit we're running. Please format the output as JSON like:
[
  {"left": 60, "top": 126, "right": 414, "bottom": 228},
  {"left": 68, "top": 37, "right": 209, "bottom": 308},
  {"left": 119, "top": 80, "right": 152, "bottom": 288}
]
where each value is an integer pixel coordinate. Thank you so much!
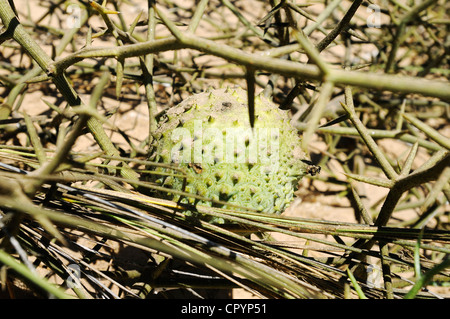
[{"left": 149, "top": 87, "right": 313, "bottom": 222}]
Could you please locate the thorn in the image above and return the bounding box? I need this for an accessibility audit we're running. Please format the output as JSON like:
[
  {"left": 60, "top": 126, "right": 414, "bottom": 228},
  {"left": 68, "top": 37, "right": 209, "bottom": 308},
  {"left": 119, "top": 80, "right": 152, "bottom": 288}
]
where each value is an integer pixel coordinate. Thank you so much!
[
  {"left": 245, "top": 67, "right": 256, "bottom": 129},
  {"left": 89, "top": 0, "right": 120, "bottom": 15},
  {"left": 319, "top": 114, "right": 349, "bottom": 128}
]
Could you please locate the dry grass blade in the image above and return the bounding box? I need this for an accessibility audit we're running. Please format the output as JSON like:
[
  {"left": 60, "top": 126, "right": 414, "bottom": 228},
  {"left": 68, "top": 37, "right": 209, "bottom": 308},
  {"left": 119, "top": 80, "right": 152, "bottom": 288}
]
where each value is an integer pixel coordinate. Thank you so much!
[{"left": 0, "top": 0, "right": 449, "bottom": 301}]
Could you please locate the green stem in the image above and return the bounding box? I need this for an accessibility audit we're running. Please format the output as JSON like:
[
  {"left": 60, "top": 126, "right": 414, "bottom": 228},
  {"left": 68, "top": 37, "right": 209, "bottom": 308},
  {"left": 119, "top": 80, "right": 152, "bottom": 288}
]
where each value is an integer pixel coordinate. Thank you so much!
[
  {"left": 315, "top": 0, "right": 363, "bottom": 52},
  {"left": 0, "top": 0, "right": 139, "bottom": 183},
  {"left": 375, "top": 153, "right": 450, "bottom": 227},
  {"left": 402, "top": 113, "right": 450, "bottom": 150},
  {"left": 341, "top": 87, "right": 398, "bottom": 180},
  {"left": 385, "top": 0, "right": 438, "bottom": 73}
]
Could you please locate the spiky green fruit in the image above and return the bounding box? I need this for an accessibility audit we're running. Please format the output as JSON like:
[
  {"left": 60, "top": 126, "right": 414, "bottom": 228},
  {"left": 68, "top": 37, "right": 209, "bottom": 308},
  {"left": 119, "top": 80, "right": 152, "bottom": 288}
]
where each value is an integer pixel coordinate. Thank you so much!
[{"left": 149, "top": 87, "right": 310, "bottom": 222}]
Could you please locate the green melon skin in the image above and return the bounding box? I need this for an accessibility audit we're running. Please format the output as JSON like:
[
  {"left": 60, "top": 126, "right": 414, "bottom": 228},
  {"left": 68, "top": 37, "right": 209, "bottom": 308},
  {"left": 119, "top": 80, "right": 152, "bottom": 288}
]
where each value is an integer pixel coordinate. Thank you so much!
[{"left": 149, "top": 87, "right": 309, "bottom": 222}]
